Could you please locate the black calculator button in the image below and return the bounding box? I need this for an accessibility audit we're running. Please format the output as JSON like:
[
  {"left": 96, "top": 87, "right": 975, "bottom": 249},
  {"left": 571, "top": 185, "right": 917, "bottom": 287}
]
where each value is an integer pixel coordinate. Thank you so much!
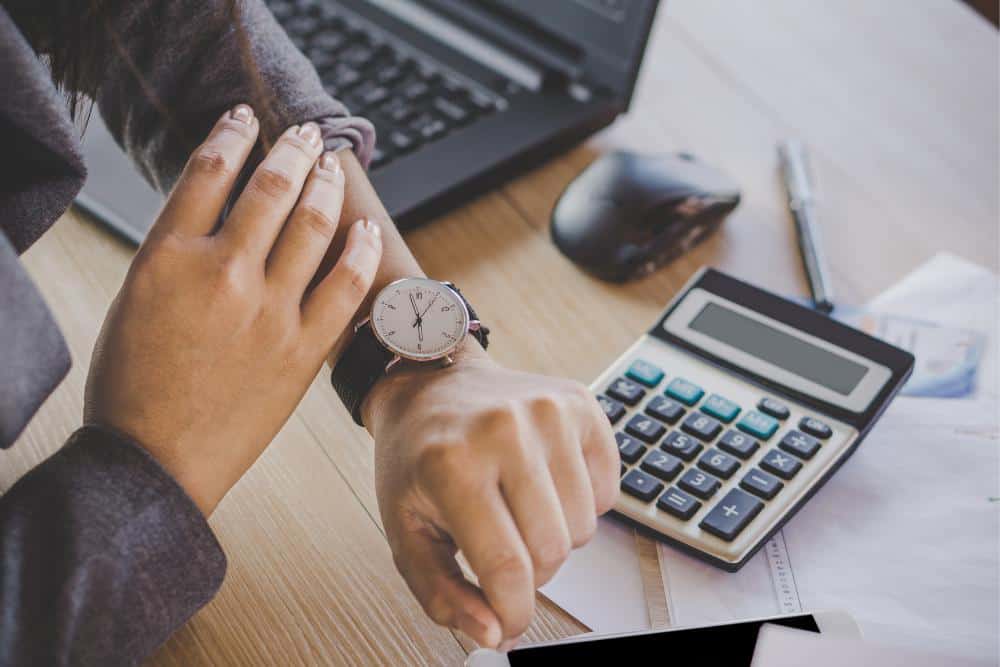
[
  {"left": 657, "top": 487, "right": 701, "bottom": 520},
  {"left": 606, "top": 377, "right": 645, "bottom": 406},
  {"left": 640, "top": 450, "right": 683, "bottom": 482},
  {"left": 621, "top": 469, "right": 664, "bottom": 502},
  {"left": 760, "top": 449, "right": 803, "bottom": 480},
  {"left": 645, "top": 396, "right": 685, "bottom": 424},
  {"left": 758, "top": 397, "right": 790, "bottom": 420},
  {"left": 597, "top": 395, "right": 626, "bottom": 424},
  {"left": 620, "top": 463, "right": 626, "bottom": 477},
  {"left": 699, "top": 488, "right": 764, "bottom": 541},
  {"left": 718, "top": 430, "right": 760, "bottom": 459},
  {"left": 681, "top": 412, "right": 722, "bottom": 442},
  {"left": 678, "top": 469, "right": 721, "bottom": 500},
  {"left": 779, "top": 430, "right": 822, "bottom": 460},
  {"left": 661, "top": 431, "right": 703, "bottom": 462},
  {"left": 799, "top": 416, "right": 833, "bottom": 440},
  {"left": 740, "top": 468, "right": 783, "bottom": 500},
  {"left": 616, "top": 432, "right": 647, "bottom": 464},
  {"left": 625, "top": 414, "right": 666, "bottom": 444},
  {"left": 697, "top": 449, "right": 740, "bottom": 480}
]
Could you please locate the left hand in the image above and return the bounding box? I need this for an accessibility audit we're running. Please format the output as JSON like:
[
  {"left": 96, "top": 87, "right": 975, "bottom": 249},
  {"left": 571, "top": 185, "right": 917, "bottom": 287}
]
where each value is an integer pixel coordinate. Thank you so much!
[{"left": 364, "top": 351, "right": 619, "bottom": 649}]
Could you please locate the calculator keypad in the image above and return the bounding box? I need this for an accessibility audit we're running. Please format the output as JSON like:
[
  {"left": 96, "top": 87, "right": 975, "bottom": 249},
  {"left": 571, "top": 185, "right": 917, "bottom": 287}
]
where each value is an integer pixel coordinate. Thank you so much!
[
  {"left": 607, "top": 377, "right": 645, "bottom": 406},
  {"left": 604, "top": 355, "right": 853, "bottom": 565}
]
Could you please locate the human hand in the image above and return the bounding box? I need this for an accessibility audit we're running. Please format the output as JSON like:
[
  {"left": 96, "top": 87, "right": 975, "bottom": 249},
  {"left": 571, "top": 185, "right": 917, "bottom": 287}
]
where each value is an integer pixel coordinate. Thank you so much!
[
  {"left": 85, "top": 105, "right": 382, "bottom": 515},
  {"left": 365, "top": 352, "right": 619, "bottom": 649}
]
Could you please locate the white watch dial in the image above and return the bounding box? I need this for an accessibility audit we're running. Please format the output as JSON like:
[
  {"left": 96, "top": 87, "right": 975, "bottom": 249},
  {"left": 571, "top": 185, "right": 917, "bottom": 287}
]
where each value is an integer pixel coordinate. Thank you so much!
[{"left": 370, "top": 278, "right": 469, "bottom": 361}]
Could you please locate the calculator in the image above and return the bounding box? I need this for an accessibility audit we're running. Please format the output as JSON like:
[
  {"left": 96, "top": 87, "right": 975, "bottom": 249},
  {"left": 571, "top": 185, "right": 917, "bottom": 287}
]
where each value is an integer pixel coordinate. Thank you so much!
[{"left": 593, "top": 268, "right": 914, "bottom": 571}]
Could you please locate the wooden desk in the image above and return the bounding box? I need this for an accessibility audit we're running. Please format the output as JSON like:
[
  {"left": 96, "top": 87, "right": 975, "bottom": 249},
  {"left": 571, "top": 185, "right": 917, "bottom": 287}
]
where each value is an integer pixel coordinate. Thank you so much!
[{"left": 5, "top": 1, "right": 996, "bottom": 664}]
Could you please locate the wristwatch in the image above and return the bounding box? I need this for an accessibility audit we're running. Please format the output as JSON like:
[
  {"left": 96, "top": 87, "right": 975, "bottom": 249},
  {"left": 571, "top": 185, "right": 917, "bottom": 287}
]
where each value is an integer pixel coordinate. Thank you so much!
[{"left": 331, "top": 277, "right": 489, "bottom": 426}]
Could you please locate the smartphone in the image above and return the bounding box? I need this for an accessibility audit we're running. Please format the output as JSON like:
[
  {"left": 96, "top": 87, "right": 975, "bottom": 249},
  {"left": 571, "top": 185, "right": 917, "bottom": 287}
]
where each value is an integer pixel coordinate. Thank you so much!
[{"left": 465, "top": 611, "right": 859, "bottom": 667}]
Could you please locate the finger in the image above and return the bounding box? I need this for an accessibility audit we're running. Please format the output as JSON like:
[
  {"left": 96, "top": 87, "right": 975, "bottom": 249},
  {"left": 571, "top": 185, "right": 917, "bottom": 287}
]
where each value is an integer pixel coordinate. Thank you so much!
[
  {"left": 391, "top": 523, "right": 503, "bottom": 648},
  {"left": 499, "top": 438, "right": 571, "bottom": 588},
  {"left": 266, "top": 151, "right": 345, "bottom": 294},
  {"left": 549, "top": 431, "right": 599, "bottom": 548},
  {"left": 581, "top": 397, "right": 621, "bottom": 516},
  {"left": 151, "top": 104, "right": 259, "bottom": 239},
  {"left": 302, "top": 219, "right": 382, "bottom": 338},
  {"left": 220, "top": 122, "right": 324, "bottom": 259},
  {"left": 427, "top": 478, "right": 536, "bottom": 643}
]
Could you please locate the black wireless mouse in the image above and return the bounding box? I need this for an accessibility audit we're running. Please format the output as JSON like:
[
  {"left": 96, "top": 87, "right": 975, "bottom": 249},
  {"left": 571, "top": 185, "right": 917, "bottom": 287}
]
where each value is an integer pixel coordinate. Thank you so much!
[{"left": 551, "top": 151, "right": 741, "bottom": 282}]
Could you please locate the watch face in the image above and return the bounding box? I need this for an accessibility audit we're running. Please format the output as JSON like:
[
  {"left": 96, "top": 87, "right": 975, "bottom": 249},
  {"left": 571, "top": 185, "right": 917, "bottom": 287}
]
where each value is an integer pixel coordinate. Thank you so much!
[{"left": 370, "top": 278, "right": 469, "bottom": 361}]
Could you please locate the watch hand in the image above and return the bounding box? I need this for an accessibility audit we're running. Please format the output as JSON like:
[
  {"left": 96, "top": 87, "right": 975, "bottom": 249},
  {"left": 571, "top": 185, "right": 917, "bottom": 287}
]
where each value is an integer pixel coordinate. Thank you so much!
[
  {"left": 409, "top": 293, "right": 420, "bottom": 319},
  {"left": 418, "top": 293, "right": 440, "bottom": 319},
  {"left": 417, "top": 320, "right": 423, "bottom": 342}
]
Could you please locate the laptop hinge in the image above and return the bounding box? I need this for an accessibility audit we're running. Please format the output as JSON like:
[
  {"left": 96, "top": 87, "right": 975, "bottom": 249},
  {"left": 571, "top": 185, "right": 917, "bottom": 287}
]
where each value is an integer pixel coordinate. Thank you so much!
[{"left": 365, "top": 0, "right": 545, "bottom": 91}]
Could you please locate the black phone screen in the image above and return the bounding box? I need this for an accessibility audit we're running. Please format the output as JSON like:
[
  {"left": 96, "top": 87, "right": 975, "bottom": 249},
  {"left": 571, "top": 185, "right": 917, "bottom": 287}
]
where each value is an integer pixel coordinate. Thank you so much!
[{"left": 508, "top": 614, "right": 820, "bottom": 665}]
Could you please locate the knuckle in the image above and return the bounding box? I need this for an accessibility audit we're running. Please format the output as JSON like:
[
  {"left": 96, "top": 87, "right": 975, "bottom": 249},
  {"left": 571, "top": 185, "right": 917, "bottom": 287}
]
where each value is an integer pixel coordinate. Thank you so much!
[
  {"left": 415, "top": 443, "right": 463, "bottom": 485},
  {"left": 188, "top": 147, "right": 233, "bottom": 178},
  {"left": 534, "top": 537, "right": 570, "bottom": 573},
  {"left": 482, "top": 550, "right": 532, "bottom": 585},
  {"left": 297, "top": 204, "right": 337, "bottom": 240},
  {"left": 278, "top": 132, "right": 318, "bottom": 160},
  {"left": 250, "top": 166, "right": 296, "bottom": 199},
  {"left": 212, "top": 255, "right": 255, "bottom": 302},
  {"left": 529, "top": 394, "right": 562, "bottom": 420}
]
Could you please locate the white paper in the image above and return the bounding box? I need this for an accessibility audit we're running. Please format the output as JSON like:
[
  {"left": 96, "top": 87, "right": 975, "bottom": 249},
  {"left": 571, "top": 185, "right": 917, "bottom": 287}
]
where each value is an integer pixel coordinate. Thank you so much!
[
  {"left": 751, "top": 623, "right": 994, "bottom": 667},
  {"left": 539, "top": 516, "right": 649, "bottom": 633}
]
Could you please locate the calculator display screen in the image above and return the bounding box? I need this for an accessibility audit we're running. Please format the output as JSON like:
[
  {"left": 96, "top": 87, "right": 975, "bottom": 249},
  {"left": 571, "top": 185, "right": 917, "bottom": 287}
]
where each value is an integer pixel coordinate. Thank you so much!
[
  {"left": 508, "top": 614, "right": 821, "bottom": 665},
  {"left": 689, "top": 303, "right": 868, "bottom": 395}
]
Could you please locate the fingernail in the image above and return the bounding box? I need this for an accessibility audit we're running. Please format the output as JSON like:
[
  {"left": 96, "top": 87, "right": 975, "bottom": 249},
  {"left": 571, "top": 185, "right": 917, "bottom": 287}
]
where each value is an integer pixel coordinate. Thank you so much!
[
  {"left": 498, "top": 637, "right": 520, "bottom": 652},
  {"left": 230, "top": 104, "right": 253, "bottom": 124},
  {"left": 298, "top": 122, "right": 321, "bottom": 147},
  {"left": 363, "top": 218, "right": 381, "bottom": 240},
  {"left": 319, "top": 151, "right": 342, "bottom": 176}
]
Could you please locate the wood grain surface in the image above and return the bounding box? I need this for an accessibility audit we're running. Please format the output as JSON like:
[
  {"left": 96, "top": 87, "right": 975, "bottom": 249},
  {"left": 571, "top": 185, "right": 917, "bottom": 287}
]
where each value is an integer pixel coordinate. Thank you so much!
[{"left": 2, "top": 1, "right": 996, "bottom": 665}]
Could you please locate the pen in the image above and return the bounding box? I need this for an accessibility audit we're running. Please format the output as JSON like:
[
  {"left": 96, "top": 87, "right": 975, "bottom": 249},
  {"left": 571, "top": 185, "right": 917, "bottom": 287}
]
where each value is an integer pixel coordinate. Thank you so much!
[{"left": 778, "top": 139, "right": 835, "bottom": 313}]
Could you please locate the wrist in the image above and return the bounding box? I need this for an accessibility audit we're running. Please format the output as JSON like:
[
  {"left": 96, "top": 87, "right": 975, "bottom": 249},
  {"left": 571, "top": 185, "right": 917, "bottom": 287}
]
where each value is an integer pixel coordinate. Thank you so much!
[{"left": 360, "top": 340, "right": 493, "bottom": 435}]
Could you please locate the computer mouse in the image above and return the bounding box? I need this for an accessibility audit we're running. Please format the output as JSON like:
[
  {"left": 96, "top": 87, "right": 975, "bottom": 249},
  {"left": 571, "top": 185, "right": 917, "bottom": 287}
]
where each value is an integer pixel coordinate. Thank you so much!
[{"left": 550, "top": 151, "right": 741, "bottom": 282}]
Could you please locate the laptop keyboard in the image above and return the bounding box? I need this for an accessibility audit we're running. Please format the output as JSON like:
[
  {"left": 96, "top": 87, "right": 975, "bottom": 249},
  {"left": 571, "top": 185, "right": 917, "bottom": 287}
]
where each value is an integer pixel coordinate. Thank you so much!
[{"left": 268, "top": 0, "right": 509, "bottom": 169}]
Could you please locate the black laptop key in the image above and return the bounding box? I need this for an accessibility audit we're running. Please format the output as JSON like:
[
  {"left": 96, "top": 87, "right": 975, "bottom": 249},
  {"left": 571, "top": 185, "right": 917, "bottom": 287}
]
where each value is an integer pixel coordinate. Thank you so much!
[
  {"left": 340, "top": 44, "right": 376, "bottom": 68},
  {"left": 381, "top": 98, "right": 418, "bottom": 124},
  {"left": 621, "top": 469, "right": 663, "bottom": 503},
  {"left": 697, "top": 449, "right": 740, "bottom": 480},
  {"left": 616, "top": 432, "right": 646, "bottom": 465},
  {"left": 779, "top": 429, "right": 822, "bottom": 460},
  {"left": 324, "top": 64, "right": 361, "bottom": 91},
  {"left": 597, "top": 395, "right": 626, "bottom": 424},
  {"left": 740, "top": 468, "right": 783, "bottom": 500},
  {"left": 799, "top": 416, "right": 833, "bottom": 440},
  {"left": 640, "top": 450, "right": 683, "bottom": 482},
  {"left": 700, "top": 488, "right": 764, "bottom": 542},
  {"left": 402, "top": 80, "right": 431, "bottom": 101},
  {"left": 760, "top": 449, "right": 803, "bottom": 480},
  {"left": 376, "top": 65, "right": 406, "bottom": 86},
  {"left": 661, "top": 431, "right": 703, "bottom": 461},
  {"left": 718, "top": 429, "right": 760, "bottom": 459},
  {"left": 389, "top": 130, "right": 417, "bottom": 153},
  {"left": 657, "top": 487, "right": 701, "bottom": 520},
  {"left": 681, "top": 412, "right": 723, "bottom": 442},
  {"left": 432, "top": 97, "right": 471, "bottom": 125},
  {"left": 625, "top": 415, "right": 666, "bottom": 444},
  {"left": 645, "top": 396, "right": 685, "bottom": 424},
  {"left": 370, "top": 147, "right": 390, "bottom": 169},
  {"left": 283, "top": 15, "right": 316, "bottom": 37},
  {"left": 757, "top": 397, "right": 790, "bottom": 420},
  {"left": 468, "top": 90, "right": 497, "bottom": 114},
  {"left": 607, "top": 377, "right": 645, "bottom": 406},
  {"left": 408, "top": 113, "right": 448, "bottom": 141},
  {"left": 310, "top": 31, "right": 350, "bottom": 54},
  {"left": 678, "top": 469, "right": 721, "bottom": 500},
  {"left": 348, "top": 83, "right": 389, "bottom": 111}
]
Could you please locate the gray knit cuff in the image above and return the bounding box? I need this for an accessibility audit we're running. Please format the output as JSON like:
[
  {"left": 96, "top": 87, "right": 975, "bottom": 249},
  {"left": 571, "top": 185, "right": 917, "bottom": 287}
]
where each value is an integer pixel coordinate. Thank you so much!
[{"left": 317, "top": 114, "right": 376, "bottom": 170}]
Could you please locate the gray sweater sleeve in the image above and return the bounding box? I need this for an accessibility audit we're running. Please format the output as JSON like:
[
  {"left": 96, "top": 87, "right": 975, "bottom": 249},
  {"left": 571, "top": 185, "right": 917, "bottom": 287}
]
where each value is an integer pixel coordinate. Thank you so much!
[
  {"left": 0, "top": 426, "right": 226, "bottom": 666},
  {"left": 94, "top": 0, "right": 375, "bottom": 195}
]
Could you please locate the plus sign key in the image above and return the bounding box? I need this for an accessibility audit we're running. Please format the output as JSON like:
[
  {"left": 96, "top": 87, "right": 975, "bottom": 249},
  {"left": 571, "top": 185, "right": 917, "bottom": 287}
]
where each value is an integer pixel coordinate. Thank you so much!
[{"left": 699, "top": 488, "right": 764, "bottom": 541}]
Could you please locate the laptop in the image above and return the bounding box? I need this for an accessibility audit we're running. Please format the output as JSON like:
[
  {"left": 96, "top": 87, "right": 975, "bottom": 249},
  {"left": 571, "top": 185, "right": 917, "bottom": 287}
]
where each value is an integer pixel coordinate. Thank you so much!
[{"left": 75, "top": 0, "right": 661, "bottom": 243}]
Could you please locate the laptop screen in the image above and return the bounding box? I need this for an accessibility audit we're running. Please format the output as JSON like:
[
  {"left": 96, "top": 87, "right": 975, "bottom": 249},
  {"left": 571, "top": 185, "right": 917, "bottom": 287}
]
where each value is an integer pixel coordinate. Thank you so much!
[{"left": 417, "top": 0, "right": 659, "bottom": 102}]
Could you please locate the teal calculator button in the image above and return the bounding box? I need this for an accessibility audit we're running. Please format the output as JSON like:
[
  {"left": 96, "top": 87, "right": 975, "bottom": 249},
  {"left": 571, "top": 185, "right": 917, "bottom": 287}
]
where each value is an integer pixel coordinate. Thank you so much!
[
  {"left": 665, "top": 378, "right": 705, "bottom": 406},
  {"left": 737, "top": 410, "right": 779, "bottom": 440},
  {"left": 626, "top": 360, "right": 664, "bottom": 387},
  {"left": 701, "top": 394, "right": 741, "bottom": 423}
]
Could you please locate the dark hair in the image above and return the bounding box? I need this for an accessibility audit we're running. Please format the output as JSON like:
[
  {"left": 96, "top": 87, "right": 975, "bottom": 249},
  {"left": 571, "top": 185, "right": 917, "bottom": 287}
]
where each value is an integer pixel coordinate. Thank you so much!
[{"left": 4, "top": 0, "right": 279, "bottom": 147}]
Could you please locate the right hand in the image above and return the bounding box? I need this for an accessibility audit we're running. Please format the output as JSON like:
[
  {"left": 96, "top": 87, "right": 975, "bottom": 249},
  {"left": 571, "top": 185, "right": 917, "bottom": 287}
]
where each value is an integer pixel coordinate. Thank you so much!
[{"left": 84, "top": 105, "right": 382, "bottom": 515}]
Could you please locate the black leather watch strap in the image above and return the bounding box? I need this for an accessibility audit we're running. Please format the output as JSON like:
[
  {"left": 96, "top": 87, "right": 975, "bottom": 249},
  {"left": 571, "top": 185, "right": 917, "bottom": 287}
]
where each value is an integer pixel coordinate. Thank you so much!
[{"left": 331, "top": 282, "right": 488, "bottom": 427}]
